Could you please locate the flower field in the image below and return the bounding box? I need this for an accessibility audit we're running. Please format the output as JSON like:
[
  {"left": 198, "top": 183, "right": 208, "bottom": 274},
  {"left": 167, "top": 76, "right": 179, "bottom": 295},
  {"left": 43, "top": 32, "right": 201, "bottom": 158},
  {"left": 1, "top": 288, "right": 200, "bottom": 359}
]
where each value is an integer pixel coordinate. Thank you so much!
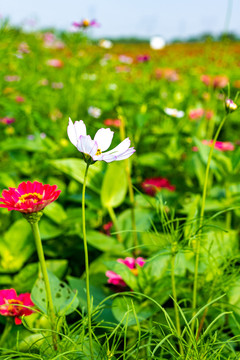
[{"left": 0, "top": 20, "right": 240, "bottom": 359}]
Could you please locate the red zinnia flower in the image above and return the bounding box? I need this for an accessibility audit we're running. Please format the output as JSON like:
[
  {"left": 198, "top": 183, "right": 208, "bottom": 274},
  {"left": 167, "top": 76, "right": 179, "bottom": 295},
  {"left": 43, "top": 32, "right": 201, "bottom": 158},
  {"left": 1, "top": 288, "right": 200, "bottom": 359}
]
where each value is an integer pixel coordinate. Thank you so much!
[
  {"left": 0, "top": 289, "right": 34, "bottom": 325},
  {"left": 141, "top": 177, "right": 176, "bottom": 196},
  {"left": 0, "top": 181, "right": 61, "bottom": 213}
]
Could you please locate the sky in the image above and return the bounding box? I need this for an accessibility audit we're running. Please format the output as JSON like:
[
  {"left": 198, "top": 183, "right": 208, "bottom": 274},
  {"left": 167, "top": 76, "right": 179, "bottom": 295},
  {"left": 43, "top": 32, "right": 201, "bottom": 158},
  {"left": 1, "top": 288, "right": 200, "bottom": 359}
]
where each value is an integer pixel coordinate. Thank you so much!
[{"left": 0, "top": 0, "right": 239, "bottom": 41}]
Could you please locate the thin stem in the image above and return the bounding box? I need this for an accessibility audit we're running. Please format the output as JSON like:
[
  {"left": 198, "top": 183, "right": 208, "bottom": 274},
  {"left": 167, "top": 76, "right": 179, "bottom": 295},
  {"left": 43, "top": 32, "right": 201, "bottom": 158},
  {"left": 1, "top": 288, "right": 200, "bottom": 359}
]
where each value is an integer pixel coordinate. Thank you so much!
[
  {"left": 107, "top": 206, "right": 122, "bottom": 243},
  {"left": 171, "top": 253, "right": 184, "bottom": 356},
  {"left": 82, "top": 162, "right": 94, "bottom": 360},
  {"left": 119, "top": 111, "right": 138, "bottom": 252},
  {"left": 191, "top": 115, "right": 227, "bottom": 333},
  {"left": 125, "top": 158, "right": 138, "bottom": 254},
  {"left": 0, "top": 319, "right": 12, "bottom": 348},
  {"left": 225, "top": 183, "right": 232, "bottom": 229},
  {"left": 30, "top": 221, "right": 57, "bottom": 350}
]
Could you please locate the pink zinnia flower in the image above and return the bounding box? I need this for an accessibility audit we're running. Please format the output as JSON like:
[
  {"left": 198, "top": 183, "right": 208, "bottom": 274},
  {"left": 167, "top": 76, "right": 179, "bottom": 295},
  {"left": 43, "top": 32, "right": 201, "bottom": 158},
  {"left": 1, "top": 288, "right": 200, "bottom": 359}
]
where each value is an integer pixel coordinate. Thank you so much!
[
  {"left": 73, "top": 19, "right": 100, "bottom": 29},
  {"left": 106, "top": 257, "right": 146, "bottom": 287},
  {"left": 46, "top": 59, "right": 64, "bottom": 68},
  {"left": 202, "top": 140, "right": 235, "bottom": 151},
  {"left": 0, "top": 289, "right": 34, "bottom": 325},
  {"left": 141, "top": 177, "right": 176, "bottom": 196},
  {"left": 0, "top": 181, "right": 61, "bottom": 213}
]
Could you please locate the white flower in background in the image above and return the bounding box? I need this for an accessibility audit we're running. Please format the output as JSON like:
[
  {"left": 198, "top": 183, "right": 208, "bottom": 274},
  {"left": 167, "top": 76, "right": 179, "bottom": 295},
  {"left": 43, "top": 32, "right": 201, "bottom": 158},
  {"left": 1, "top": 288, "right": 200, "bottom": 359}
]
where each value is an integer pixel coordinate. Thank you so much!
[
  {"left": 150, "top": 36, "right": 165, "bottom": 50},
  {"left": 67, "top": 118, "right": 135, "bottom": 163},
  {"left": 88, "top": 106, "right": 102, "bottom": 118},
  {"left": 99, "top": 39, "right": 113, "bottom": 49},
  {"left": 108, "top": 83, "right": 118, "bottom": 91},
  {"left": 164, "top": 108, "right": 185, "bottom": 118}
]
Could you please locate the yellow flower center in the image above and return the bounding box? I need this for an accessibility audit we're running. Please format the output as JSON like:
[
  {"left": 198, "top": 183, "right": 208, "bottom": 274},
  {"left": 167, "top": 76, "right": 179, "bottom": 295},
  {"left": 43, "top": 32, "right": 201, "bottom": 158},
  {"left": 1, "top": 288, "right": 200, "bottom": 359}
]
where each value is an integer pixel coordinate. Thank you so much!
[
  {"left": 83, "top": 19, "right": 90, "bottom": 26},
  {"left": 18, "top": 192, "right": 43, "bottom": 204},
  {"left": 95, "top": 148, "right": 102, "bottom": 156},
  {"left": 130, "top": 268, "right": 138, "bottom": 276},
  {"left": 5, "top": 299, "right": 23, "bottom": 314}
]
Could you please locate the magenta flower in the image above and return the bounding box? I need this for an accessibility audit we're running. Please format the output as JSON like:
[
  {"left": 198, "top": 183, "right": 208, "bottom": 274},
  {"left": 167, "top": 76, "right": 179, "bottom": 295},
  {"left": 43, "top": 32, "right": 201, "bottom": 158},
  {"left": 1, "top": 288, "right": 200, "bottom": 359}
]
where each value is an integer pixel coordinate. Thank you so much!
[
  {"left": 0, "top": 181, "right": 61, "bottom": 213},
  {"left": 106, "top": 257, "right": 146, "bottom": 287},
  {"left": 0, "top": 289, "right": 34, "bottom": 325},
  {"left": 142, "top": 177, "right": 176, "bottom": 196},
  {"left": 73, "top": 19, "right": 100, "bottom": 29},
  {"left": 136, "top": 54, "right": 150, "bottom": 63},
  {"left": 0, "top": 117, "right": 15, "bottom": 125},
  {"left": 202, "top": 140, "right": 235, "bottom": 151},
  {"left": 67, "top": 118, "right": 135, "bottom": 163}
]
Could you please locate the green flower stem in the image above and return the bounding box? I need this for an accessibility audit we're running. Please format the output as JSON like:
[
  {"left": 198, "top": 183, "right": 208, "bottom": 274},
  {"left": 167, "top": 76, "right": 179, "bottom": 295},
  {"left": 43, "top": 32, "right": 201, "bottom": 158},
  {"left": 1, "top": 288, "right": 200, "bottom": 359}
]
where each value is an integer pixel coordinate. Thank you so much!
[
  {"left": 119, "top": 112, "right": 138, "bottom": 251},
  {"left": 125, "top": 158, "right": 138, "bottom": 254},
  {"left": 82, "top": 163, "right": 94, "bottom": 360},
  {"left": 30, "top": 221, "right": 58, "bottom": 350},
  {"left": 0, "top": 319, "right": 12, "bottom": 348},
  {"left": 225, "top": 183, "right": 232, "bottom": 229},
  {"left": 191, "top": 115, "right": 227, "bottom": 333},
  {"left": 107, "top": 205, "right": 122, "bottom": 243},
  {"left": 171, "top": 252, "right": 184, "bottom": 356}
]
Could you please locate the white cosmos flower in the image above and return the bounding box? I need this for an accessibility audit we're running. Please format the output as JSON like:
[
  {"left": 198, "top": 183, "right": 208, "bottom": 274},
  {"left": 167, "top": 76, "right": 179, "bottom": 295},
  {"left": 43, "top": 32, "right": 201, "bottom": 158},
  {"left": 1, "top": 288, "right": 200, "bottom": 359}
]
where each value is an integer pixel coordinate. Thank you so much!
[
  {"left": 164, "top": 107, "right": 185, "bottom": 118},
  {"left": 88, "top": 106, "right": 101, "bottom": 118},
  {"left": 67, "top": 118, "right": 135, "bottom": 163}
]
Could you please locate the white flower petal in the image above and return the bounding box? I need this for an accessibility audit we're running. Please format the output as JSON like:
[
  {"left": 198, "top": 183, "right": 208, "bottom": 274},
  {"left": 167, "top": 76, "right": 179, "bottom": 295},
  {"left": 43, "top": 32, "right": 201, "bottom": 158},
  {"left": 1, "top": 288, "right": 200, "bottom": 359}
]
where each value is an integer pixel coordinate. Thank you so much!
[
  {"left": 114, "top": 148, "right": 136, "bottom": 161},
  {"left": 94, "top": 128, "right": 114, "bottom": 151},
  {"left": 77, "top": 135, "right": 98, "bottom": 157},
  {"left": 67, "top": 118, "right": 86, "bottom": 146},
  {"left": 103, "top": 138, "right": 131, "bottom": 156}
]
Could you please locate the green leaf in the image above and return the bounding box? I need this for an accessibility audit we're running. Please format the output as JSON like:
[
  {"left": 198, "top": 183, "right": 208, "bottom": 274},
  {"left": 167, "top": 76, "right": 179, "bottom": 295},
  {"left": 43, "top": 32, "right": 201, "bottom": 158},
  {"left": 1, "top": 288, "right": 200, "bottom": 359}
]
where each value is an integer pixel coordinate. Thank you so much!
[
  {"left": 43, "top": 202, "right": 67, "bottom": 224},
  {"left": 50, "top": 158, "right": 103, "bottom": 193},
  {"left": 112, "top": 296, "right": 157, "bottom": 325},
  {"left": 31, "top": 270, "right": 79, "bottom": 316},
  {"left": 39, "top": 218, "right": 63, "bottom": 240},
  {"left": 101, "top": 162, "right": 128, "bottom": 208},
  {"left": 13, "top": 260, "right": 68, "bottom": 293},
  {"left": 86, "top": 231, "right": 124, "bottom": 252},
  {"left": 0, "top": 219, "right": 34, "bottom": 273}
]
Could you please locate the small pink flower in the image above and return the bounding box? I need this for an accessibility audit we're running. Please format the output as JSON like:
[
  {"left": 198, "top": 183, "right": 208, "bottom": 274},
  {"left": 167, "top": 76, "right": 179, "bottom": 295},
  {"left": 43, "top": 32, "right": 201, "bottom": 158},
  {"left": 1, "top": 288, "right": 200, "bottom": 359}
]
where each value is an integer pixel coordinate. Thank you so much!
[
  {"left": 18, "top": 42, "right": 30, "bottom": 54},
  {"left": 119, "top": 55, "right": 133, "bottom": 64},
  {"left": 106, "top": 257, "right": 146, "bottom": 287},
  {"left": 202, "top": 140, "right": 235, "bottom": 151},
  {"left": 0, "top": 289, "right": 34, "bottom": 325},
  {"left": 189, "top": 108, "right": 205, "bottom": 120},
  {"left": 0, "top": 181, "right": 61, "bottom": 213},
  {"left": 102, "top": 221, "right": 113, "bottom": 236},
  {"left": 0, "top": 117, "right": 15, "bottom": 125},
  {"left": 15, "top": 96, "right": 25, "bottom": 103},
  {"left": 142, "top": 177, "right": 176, "bottom": 196},
  {"left": 4, "top": 75, "right": 20, "bottom": 82},
  {"left": 136, "top": 54, "right": 150, "bottom": 63},
  {"left": 103, "top": 119, "right": 121, "bottom": 127},
  {"left": 205, "top": 110, "right": 214, "bottom": 120},
  {"left": 46, "top": 59, "right": 64, "bottom": 68}
]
